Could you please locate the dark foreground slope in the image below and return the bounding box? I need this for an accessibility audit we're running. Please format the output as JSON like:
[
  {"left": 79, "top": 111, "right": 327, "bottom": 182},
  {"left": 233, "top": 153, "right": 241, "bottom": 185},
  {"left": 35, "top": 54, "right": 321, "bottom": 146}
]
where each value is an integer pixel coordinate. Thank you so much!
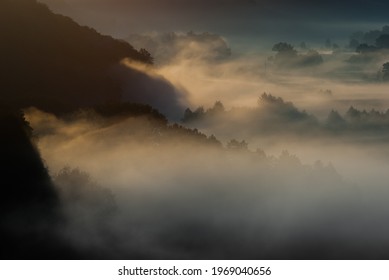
[{"left": 0, "top": 109, "right": 80, "bottom": 259}]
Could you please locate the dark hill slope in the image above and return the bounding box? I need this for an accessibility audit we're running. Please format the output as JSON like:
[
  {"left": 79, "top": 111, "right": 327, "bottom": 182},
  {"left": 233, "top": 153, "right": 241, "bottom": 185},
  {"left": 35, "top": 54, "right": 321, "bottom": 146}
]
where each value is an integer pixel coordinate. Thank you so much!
[
  {"left": 0, "top": 0, "right": 152, "bottom": 114},
  {"left": 0, "top": 109, "right": 79, "bottom": 259}
]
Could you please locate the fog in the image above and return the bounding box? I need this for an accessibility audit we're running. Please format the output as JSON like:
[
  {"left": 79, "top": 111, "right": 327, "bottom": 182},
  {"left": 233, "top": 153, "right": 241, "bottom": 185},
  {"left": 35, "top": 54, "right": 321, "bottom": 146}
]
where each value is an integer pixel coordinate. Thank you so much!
[
  {"left": 24, "top": 104, "right": 389, "bottom": 259},
  {"left": 17, "top": 4, "right": 389, "bottom": 257},
  {"left": 123, "top": 31, "right": 389, "bottom": 118}
]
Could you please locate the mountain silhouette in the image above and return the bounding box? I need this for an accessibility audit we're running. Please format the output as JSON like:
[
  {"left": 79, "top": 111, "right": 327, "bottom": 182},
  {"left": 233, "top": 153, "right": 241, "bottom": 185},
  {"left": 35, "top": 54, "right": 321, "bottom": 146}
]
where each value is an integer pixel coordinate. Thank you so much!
[{"left": 0, "top": 0, "right": 152, "bottom": 114}]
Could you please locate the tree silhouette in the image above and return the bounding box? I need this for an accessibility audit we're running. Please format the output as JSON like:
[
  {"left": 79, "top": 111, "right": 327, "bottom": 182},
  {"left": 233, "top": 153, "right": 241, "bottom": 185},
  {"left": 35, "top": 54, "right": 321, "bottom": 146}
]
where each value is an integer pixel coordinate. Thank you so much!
[
  {"left": 139, "top": 48, "right": 154, "bottom": 64},
  {"left": 376, "top": 34, "right": 389, "bottom": 49},
  {"left": 325, "top": 38, "right": 332, "bottom": 49},
  {"left": 383, "top": 62, "right": 389, "bottom": 81},
  {"left": 183, "top": 106, "right": 205, "bottom": 122},
  {"left": 227, "top": 139, "right": 248, "bottom": 151},
  {"left": 363, "top": 30, "right": 382, "bottom": 45},
  {"left": 326, "top": 110, "right": 346, "bottom": 129},
  {"left": 207, "top": 101, "right": 225, "bottom": 115},
  {"left": 356, "top": 43, "right": 377, "bottom": 53},
  {"left": 271, "top": 42, "right": 322, "bottom": 68},
  {"left": 300, "top": 50, "right": 323, "bottom": 66},
  {"left": 55, "top": 167, "right": 117, "bottom": 217},
  {"left": 272, "top": 42, "right": 298, "bottom": 61}
]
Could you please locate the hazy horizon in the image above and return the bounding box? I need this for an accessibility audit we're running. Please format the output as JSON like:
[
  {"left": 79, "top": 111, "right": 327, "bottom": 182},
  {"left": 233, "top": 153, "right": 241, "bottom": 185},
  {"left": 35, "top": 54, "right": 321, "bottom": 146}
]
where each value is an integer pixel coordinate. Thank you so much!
[{"left": 40, "top": 0, "right": 389, "bottom": 48}]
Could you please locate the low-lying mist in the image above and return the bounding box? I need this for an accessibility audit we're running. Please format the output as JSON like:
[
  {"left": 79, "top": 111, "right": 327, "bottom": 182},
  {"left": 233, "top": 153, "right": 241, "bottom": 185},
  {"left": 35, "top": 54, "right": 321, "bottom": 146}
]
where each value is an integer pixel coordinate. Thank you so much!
[
  {"left": 123, "top": 31, "right": 389, "bottom": 120},
  {"left": 122, "top": 31, "right": 389, "bottom": 186},
  {"left": 25, "top": 107, "right": 389, "bottom": 259}
]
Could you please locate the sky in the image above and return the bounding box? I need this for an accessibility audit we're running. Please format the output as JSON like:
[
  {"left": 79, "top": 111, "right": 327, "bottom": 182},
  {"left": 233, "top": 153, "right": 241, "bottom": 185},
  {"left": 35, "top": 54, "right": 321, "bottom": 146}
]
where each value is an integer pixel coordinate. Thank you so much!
[{"left": 40, "top": 0, "right": 389, "bottom": 48}]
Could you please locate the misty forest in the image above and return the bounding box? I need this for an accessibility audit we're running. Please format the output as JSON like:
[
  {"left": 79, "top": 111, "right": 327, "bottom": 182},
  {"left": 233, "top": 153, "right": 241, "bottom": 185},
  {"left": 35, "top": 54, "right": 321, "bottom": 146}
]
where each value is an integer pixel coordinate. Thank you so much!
[{"left": 2, "top": 0, "right": 389, "bottom": 259}]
